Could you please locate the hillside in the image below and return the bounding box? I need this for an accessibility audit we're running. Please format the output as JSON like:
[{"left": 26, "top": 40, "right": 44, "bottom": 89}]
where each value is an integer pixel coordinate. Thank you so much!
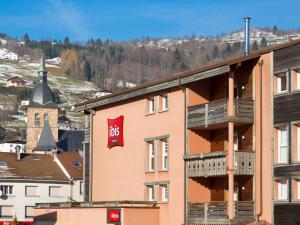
[
  {"left": 1, "top": 26, "right": 300, "bottom": 138},
  {"left": 0, "top": 58, "right": 98, "bottom": 134}
]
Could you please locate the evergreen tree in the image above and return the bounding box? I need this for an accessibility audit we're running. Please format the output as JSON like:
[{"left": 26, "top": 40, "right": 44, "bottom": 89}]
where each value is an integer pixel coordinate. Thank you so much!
[
  {"left": 252, "top": 41, "right": 258, "bottom": 51},
  {"left": 272, "top": 25, "right": 278, "bottom": 35},
  {"left": 260, "top": 36, "right": 268, "bottom": 48},
  {"left": 23, "top": 33, "right": 30, "bottom": 42},
  {"left": 64, "top": 36, "right": 70, "bottom": 45},
  {"left": 212, "top": 46, "right": 220, "bottom": 59}
]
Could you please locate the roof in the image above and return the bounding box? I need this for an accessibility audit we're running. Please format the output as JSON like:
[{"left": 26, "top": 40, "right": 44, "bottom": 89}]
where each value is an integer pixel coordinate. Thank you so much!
[
  {"left": 57, "top": 152, "right": 83, "bottom": 179},
  {"left": 29, "top": 57, "right": 58, "bottom": 108},
  {"left": 0, "top": 152, "right": 68, "bottom": 181},
  {"left": 75, "top": 39, "right": 300, "bottom": 111},
  {"left": 57, "top": 129, "right": 84, "bottom": 151},
  {"left": 7, "top": 76, "right": 26, "bottom": 84},
  {"left": 34, "top": 119, "right": 57, "bottom": 152}
]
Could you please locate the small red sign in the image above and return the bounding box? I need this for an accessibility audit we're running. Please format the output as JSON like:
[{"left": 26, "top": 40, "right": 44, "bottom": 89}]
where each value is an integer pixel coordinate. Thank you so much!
[
  {"left": 107, "top": 116, "right": 124, "bottom": 149},
  {"left": 107, "top": 208, "right": 121, "bottom": 223}
]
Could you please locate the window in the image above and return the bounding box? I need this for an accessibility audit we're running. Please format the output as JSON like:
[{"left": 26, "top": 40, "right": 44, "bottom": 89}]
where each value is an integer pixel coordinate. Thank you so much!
[
  {"left": 0, "top": 162, "right": 7, "bottom": 168},
  {"left": 73, "top": 161, "right": 81, "bottom": 168},
  {"left": 148, "top": 141, "right": 155, "bottom": 172},
  {"left": 0, "top": 185, "right": 14, "bottom": 196},
  {"left": 277, "top": 73, "right": 287, "bottom": 94},
  {"left": 161, "top": 139, "right": 168, "bottom": 171},
  {"left": 25, "top": 206, "right": 34, "bottom": 218},
  {"left": 278, "top": 126, "right": 288, "bottom": 163},
  {"left": 160, "top": 184, "right": 169, "bottom": 202},
  {"left": 148, "top": 97, "right": 155, "bottom": 114},
  {"left": 34, "top": 113, "right": 40, "bottom": 126},
  {"left": 295, "top": 179, "right": 300, "bottom": 200},
  {"left": 80, "top": 181, "right": 84, "bottom": 195},
  {"left": 147, "top": 185, "right": 155, "bottom": 201},
  {"left": 0, "top": 206, "right": 13, "bottom": 218},
  {"left": 25, "top": 186, "right": 39, "bottom": 197},
  {"left": 278, "top": 179, "right": 288, "bottom": 200},
  {"left": 296, "top": 71, "right": 300, "bottom": 90},
  {"left": 49, "top": 186, "right": 63, "bottom": 197},
  {"left": 160, "top": 94, "right": 169, "bottom": 111}
]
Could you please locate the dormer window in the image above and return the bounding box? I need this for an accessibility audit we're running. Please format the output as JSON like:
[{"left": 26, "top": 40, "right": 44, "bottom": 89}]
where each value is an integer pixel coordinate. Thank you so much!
[{"left": 73, "top": 161, "right": 81, "bottom": 168}]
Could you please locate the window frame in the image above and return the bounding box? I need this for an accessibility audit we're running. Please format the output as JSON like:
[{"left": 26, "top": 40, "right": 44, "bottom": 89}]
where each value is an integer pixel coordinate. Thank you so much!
[
  {"left": 160, "top": 184, "right": 169, "bottom": 202},
  {"left": 0, "top": 205, "right": 14, "bottom": 218},
  {"left": 147, "top": 185, "right": 155, "bottom": 201},
  {"left": 0, "top": 185, "right": 14, "bottom": 196},
  {"left": 49, "top": 186, "right": 63, "bottom": 198},
  {"left": 25, "top": 206, "right": 34, "bottom": 218},
  {"left": 148, "top": 141, "right": 155, "bottom": 172},
  {"left": 161, "top": 138, "right": 168, "bottom": 171},
  {"left": 277, "top": 126, "right": 288, "bottom": 164},
  {"left": 25, "top": 185, "right": 39, "bottom": 197},
  {"left": 277, "top": 179, "right": 288, "bottom": 201},
  {"left": 276, "top": 73, "right": 288, "bottom": 94},
  {"left": 147, "top": 96, "right": 155, "bottom": 115}
]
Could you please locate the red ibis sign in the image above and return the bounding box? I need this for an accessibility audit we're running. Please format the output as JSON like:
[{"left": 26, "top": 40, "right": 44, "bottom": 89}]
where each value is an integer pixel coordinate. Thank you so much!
[
  {"left": 107, "top": 116, "right": 124, "bottom": 149},
  {"left": 107, "top": 208, "right": 121, "bottom": 223}
]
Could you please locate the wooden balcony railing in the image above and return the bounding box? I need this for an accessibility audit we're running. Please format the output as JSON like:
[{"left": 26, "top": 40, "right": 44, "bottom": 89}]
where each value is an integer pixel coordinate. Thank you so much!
[
  {"left": 188, "top": 99, "right": 254, "bottom": 129},
  {"left": 185, "top": 151, "right": 254, "bottom": 177},
  {"left": 188, "top": 201, "right": 254, "bottom": 224}
]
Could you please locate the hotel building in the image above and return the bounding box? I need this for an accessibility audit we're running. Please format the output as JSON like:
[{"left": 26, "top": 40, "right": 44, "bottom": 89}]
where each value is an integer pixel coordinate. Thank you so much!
[{"left": 34, "top": 39, "right": 300, "bottom": 225}]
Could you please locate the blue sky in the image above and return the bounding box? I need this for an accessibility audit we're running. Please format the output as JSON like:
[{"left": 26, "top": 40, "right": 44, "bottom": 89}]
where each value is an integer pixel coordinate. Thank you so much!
[{"left": 0, "top": 0, "right": 299, "bottom": 41}]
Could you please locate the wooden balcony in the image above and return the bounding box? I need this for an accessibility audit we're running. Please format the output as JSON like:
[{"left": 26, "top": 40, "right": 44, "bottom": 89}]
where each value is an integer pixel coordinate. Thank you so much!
[
  {"left": 188, "top": 99, "right": 254, "bottom": 129},
  {"left": 185, "top": 151, "right": 254, "bottom": 177},
  {"left": 188, "top": 201, "right": 254, "bottom": 225}
]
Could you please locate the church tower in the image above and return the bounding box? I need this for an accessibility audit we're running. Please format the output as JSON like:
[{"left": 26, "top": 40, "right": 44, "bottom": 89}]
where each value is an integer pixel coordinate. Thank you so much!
[{"left": 26, "top": 56, "right": 59, "bottom": 153}]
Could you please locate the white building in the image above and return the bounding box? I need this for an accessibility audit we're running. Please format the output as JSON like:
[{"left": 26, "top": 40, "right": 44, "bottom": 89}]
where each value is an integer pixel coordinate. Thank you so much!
[
  {"left": 0, "top": 49, "right": 18, "bottom": 61},
  {"left": 0, "top": 152, "right": 83, "bottom": 224},
  {"left": 0, "top": 140, "right": 26, "bottom": 153}
]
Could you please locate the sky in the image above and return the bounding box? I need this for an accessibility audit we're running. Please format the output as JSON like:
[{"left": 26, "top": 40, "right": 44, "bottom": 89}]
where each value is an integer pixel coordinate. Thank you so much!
[{"left": 0, "top": 0, "right": 300, "bottom": 42}]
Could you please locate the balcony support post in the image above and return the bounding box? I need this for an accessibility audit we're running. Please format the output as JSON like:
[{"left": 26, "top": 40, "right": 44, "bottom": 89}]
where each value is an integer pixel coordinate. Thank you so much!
[{"left": 228, "top": 71, "right": 235, "bottom": 220}]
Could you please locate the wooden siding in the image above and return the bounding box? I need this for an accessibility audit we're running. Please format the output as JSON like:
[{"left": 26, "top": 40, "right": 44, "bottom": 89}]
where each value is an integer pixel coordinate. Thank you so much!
[
  {"left": 274, "top": 43, "right": 300, "bottom": 73},
  {"left": 188, "top": 99, "right": 254, "bottom": 129},
  {"left": 274, "top": 203, "right": 300, "bottom": 225},
  {"left": 187, "top": 201, "right": 254, "bottom": 225},
  {"left": 274, "top": 92, "right": 300, "bottom": 124},
  {"left": 185, "top": 151, "right": 254, "bottom": 177}
]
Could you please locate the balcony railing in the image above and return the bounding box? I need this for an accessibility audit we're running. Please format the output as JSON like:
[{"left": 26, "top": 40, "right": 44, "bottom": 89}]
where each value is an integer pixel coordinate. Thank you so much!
[
  {"left": 188, "top": 201, "right": 254, "bottom": 224},
  {"left": 185, "top": 151, "right": 254, "bottom": 177},
  {"left": 188, "top": 99, "right": 254, "bottom": 129}
]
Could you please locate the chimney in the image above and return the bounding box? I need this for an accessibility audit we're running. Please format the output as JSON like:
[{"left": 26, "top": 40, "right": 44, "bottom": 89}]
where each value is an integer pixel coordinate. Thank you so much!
[
  {"left": 51, "top": 148, "right": 58, "bottom": 161},
  {"left": 15, "top": 145, "right": 21, "bottom": 161},
  {"left": 244, "top": 17, "right": 251, "bottom": 56}
]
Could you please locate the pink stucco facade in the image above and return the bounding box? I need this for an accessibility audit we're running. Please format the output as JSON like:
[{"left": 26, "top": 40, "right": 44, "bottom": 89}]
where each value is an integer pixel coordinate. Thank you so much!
[
  {"left": 34, "top": 206, "right": 159, "bottom": 225},
  {"left": 91, "top": 87, "right": 185, "bottom": 225}
]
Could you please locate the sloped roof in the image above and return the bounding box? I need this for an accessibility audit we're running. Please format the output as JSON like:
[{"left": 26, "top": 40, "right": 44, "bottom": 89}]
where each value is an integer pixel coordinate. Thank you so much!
[
  {"left": 34, "top": 119, "right": 57, "bottom": 152},
  {"left": 57, "top": 129, "right": 84, "bottom": 151},
  {"left": 57, "top": 152, "right": 83, "bottom": 179},
  {"left": 7, "top": 76, "right": 26, "bottom": 84},
  {"left": 75, "top": 39, "right": 300, "bottom": 111},
  {"left": 29, "top": 57, "right": 58, "bottom": 108},
  {"left": 0, "top": 153, "right": 68, "bottom": 181}
]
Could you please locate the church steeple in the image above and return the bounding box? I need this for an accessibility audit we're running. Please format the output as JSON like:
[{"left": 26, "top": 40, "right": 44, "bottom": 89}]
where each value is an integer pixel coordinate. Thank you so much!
[{"left": 38, "top": 55, "right": 47, "bottom": 83}]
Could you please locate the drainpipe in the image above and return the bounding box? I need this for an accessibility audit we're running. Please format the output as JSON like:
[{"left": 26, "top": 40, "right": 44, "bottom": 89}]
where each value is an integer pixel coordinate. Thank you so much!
[
  {"left": 88, "top": 109, "right": 95, "bottom": 203},
  {"left": 228, "top": 71, "right": 235, "bottom": 220},
  {"left": 256, "top": 60, "right": 264, "bottom": 222}
]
